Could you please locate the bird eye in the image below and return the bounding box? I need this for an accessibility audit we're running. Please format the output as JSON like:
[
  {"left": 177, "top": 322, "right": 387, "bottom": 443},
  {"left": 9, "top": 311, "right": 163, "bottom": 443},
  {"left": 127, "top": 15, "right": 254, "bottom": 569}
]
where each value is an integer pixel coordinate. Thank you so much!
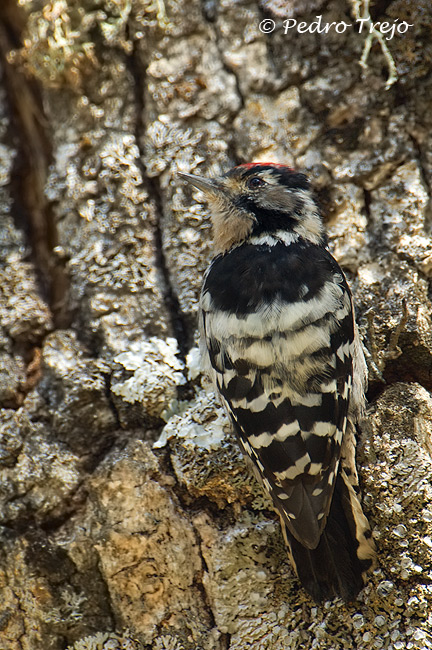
[{"left": 247, "top": 177, "right": 265, "bottom": 189}]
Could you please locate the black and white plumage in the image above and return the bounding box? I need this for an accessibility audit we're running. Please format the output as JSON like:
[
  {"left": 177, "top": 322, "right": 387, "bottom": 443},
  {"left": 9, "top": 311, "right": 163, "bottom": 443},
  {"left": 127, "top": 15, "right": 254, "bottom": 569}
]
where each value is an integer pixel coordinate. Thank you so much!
[{"left": 180, "top": 163, "right": 376, "bottom": 602}]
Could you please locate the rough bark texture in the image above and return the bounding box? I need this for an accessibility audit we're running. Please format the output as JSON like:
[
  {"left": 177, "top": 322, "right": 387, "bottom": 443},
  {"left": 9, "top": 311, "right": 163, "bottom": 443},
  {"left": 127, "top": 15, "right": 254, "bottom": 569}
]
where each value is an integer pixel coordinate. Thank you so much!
[{"left": 0, "top": 1, "right": 432, "bottom": 649}]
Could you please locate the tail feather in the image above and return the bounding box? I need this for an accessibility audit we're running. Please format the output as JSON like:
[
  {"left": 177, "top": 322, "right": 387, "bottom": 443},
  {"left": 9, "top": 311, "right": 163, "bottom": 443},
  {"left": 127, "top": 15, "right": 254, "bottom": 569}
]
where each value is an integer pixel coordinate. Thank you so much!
[{"left": 282, "top": 471, "right": 375, "bottom": 603}]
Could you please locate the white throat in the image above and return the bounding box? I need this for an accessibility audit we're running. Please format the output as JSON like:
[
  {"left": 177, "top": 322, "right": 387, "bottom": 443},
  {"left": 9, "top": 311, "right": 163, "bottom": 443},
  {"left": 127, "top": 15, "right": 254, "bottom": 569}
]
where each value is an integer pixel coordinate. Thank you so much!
[{"left": 249, "top": 231, "right": 300, "bottom": 247}]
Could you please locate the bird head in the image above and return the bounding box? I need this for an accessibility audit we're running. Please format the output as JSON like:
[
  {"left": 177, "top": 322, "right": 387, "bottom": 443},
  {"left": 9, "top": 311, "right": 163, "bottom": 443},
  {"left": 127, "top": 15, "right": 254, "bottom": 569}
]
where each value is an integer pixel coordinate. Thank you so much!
[{"left": 179, "top": 163, "right": 325, "bottom": 252}]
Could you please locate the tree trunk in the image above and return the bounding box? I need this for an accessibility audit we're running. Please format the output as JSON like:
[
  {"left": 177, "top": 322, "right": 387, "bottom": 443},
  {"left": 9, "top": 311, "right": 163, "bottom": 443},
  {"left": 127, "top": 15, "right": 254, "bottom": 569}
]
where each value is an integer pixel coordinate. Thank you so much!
[{"left": 0, "top": 1, "right": 431, "bottom": 648}]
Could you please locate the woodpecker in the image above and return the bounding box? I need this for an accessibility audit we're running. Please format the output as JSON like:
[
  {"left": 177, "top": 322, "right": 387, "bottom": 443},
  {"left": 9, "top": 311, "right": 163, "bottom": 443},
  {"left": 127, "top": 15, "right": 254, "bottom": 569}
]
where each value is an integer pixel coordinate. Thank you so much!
[{"left": 179, "top": 163, "right": 376, "bottom": 603}]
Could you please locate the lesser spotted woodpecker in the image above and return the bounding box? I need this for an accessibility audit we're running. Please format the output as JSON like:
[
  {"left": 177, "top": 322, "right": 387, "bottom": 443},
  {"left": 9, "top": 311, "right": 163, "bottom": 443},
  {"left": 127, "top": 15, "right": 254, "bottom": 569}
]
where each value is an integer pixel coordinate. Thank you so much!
[{"left": 179, "top": 163, "right": 376, "bottom": 603}]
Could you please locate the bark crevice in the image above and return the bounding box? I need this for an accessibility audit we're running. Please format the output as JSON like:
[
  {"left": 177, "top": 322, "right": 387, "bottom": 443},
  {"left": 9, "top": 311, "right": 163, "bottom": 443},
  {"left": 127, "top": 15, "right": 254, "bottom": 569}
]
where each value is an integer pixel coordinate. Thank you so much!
[
  {"left": 126, "top": 42, "right": 191, "bottom": 360},
  {"left": 0, "top": 1, "right": 72, "bottom": 331}
]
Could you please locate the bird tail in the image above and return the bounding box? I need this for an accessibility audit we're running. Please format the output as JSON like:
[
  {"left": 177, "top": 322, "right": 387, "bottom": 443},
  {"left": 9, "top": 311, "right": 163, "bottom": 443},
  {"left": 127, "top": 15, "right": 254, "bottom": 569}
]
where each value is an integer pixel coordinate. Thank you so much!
[{"left": 281, "top": 470, "right": 376, "bottom": 603}]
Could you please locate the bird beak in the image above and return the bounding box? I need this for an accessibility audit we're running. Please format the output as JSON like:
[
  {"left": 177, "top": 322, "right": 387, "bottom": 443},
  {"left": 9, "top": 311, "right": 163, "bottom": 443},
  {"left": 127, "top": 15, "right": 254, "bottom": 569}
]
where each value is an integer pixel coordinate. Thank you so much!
[{"left": 178, "top": 172, "right": 223, "bottom": 194}]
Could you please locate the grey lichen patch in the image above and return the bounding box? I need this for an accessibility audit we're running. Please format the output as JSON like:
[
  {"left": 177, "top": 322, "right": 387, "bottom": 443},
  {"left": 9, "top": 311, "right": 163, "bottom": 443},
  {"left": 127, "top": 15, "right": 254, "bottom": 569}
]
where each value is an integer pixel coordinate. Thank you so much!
[
  {"left": 65, "top": 631, "right": 144, "bottom": 650},
  {"left": 0, "top": 249, "right": 52, "bottom": 345},
  {"left": 156, "top": 387, "right": 270, "bottom": 508},
  {"left": 155, "top": 387, "right": 227, "bottom": 451},
  {"left": 112, "top": 336, "right": 185, "bottom": 420},
  {"left": 144, "top": 119, "right": 205, "bottom": 178},
  {"left": 130, "top": 0, "right": 204, "bottom": 47},
  {"left": 211, "top": 569, "right": 431, "bottom": 650},
  {"left": 74, "top": 134, "right": 149, "bottom": 227},
  {"left": 50, "top": 128, "right": 153, "bottom": 249},
  {"left": 193, "top": 510, "right": 290, "bottom": 636},
  {"left": 152, "top": 636, "right": 185, "bottom": 650}
]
